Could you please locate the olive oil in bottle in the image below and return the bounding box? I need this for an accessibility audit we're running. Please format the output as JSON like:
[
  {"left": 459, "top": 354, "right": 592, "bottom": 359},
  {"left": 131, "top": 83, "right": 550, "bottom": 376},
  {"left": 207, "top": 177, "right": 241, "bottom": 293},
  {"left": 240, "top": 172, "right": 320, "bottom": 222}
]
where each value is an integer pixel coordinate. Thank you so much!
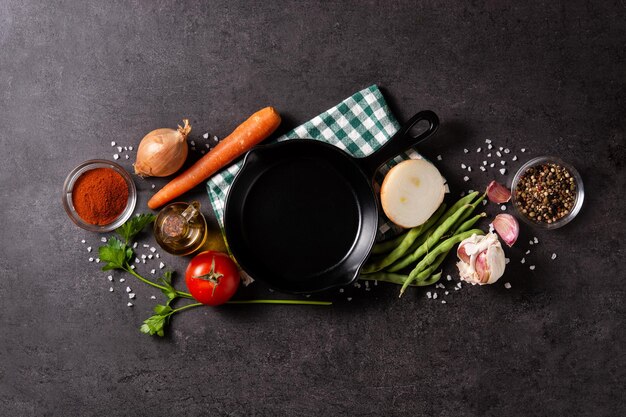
[{"left": 154, "top": 201, "right": 208, "bottom": 256}]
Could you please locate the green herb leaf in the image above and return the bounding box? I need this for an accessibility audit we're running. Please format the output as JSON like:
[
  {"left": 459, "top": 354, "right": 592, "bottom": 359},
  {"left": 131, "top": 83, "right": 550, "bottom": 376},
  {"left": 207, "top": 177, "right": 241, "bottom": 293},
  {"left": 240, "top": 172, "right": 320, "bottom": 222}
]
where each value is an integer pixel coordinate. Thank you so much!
[
  {"left": 139, "top": 314, "right": 168, "bottom": 337},
  {"left": 99, "top": 237, "right": 133, "bottom": 271},
  {"left": 116, "top": 213, "right": 156, "bottom": 245},
  {"left": 153, "top": 304, "right": 173, "bottom": 315},
  {"left": 159, "top": 272, "right": 178, "bottom": 301}
]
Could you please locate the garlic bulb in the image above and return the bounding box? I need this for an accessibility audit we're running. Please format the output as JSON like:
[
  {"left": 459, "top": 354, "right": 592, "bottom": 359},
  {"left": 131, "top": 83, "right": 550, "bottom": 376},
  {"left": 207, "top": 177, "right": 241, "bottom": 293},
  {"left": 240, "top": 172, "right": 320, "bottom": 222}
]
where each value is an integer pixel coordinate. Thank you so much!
[
  {"left": 456, "top": 232, "right": 506, "bottom": 285},
  {"left": 134, "top": 119, "right": 191, "bottom": 177}
]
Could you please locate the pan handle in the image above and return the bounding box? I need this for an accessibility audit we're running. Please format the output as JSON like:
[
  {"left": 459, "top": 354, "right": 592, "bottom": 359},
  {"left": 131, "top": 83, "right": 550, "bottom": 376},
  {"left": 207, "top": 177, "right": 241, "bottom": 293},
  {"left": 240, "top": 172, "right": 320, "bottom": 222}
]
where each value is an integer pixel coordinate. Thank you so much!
[{"left": 358, "top": 110, "right": 439, "bottom": 178}]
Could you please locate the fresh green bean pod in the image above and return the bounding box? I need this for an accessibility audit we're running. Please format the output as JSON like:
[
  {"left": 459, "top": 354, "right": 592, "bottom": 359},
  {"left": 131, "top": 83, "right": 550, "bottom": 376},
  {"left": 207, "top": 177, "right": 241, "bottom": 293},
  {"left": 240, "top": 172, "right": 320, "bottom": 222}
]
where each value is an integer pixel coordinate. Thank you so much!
[
  {"left": 387, "top": 203, "right": 473, "bottom": 272},
  {"left": 418, "top": 271, "right": 443, "bottom": 286},
  {"left": 362, "top": 204, "right": 447, "bottom": 274},
  {"left": 454, "top": 212, "right": 486, "bottom": 234},
  {"left": 441, "top": 191, "right": 479, "bottom": 221},
  {"left": 370, "top": 233, "right": 408, "bottom": 255},
  {"left": 360, "top": 254, "right": 446, "bottom": 289},
  {"left": 449, "top": 192, "right": 486, "bottom": 232},
  {"left": 400, "top": 228, "right": 484, "bottom": 295}
]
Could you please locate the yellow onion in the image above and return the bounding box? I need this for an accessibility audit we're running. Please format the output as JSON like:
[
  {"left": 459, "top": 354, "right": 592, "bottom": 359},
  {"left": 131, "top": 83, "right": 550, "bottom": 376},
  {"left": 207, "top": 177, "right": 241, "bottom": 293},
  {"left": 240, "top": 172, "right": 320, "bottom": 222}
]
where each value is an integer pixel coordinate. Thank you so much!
[{"left": 134, "top": 119, "right": 191, "bottom": 177}]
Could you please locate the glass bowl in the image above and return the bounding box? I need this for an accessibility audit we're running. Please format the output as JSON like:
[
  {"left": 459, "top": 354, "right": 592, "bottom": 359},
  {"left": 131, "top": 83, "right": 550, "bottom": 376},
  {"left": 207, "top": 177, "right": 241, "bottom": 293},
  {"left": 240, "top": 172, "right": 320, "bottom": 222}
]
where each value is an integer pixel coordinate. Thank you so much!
[
  {"left": 62, "top": 159, "right": 137, "bottom": 232},
  {"left": 510, "top": 156, "right": 584, "bottom": 229}
]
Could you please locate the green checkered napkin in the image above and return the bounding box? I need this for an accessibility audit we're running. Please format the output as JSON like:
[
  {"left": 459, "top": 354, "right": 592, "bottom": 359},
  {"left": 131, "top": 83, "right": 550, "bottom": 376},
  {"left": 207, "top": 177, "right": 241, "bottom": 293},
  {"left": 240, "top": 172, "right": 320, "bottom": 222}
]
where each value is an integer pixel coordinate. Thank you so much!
[{"left": 206, "top": 84, "right": 427, "bottom": 241}]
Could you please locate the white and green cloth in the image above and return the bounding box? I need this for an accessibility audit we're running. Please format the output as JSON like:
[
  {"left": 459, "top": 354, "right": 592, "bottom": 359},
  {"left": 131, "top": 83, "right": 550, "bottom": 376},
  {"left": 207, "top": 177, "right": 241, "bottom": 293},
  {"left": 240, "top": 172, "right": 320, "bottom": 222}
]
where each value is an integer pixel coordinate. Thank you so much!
[{"left": 206, "top": 84, "right": 427, "bottom": 241}]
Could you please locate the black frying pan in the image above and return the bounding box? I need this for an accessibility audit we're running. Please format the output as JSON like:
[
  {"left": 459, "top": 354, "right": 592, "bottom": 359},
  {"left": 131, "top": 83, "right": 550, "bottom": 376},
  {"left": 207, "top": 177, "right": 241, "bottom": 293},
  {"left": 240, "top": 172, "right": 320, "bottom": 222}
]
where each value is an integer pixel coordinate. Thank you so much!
[{"left": 224, "top": 110, "right": 439, "bottom": 293}]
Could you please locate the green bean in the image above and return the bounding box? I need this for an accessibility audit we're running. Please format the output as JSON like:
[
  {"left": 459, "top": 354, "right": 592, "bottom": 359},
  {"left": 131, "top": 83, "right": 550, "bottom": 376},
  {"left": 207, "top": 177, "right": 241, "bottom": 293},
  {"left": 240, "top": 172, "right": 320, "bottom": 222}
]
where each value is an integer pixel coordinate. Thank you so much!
[
  {"left": 370, "top": 233, "right": 408, "bottom": 255},
  {"left": 419, "top": 271, "right": 442, "bottom": 286},
  {"left": 400, "top": 228, "right": 484, "bottom": 295},
  {"left": 454, "top": 212, "right": 486, "bottom": 234},
  {"left": 441, "top": 191, "right": 479, "bottom": 221},
  {"left": 360, "top": 254, "right": 446, "bottom": 289},
  {"left": 362, "top": 204, "right": 447, "bottom": 274},
  {"left": 449, "top": 192, "right": 486, "bottom": 232},
  {"left": 387, "top": 203, "right": 473, "bottom": 272}
]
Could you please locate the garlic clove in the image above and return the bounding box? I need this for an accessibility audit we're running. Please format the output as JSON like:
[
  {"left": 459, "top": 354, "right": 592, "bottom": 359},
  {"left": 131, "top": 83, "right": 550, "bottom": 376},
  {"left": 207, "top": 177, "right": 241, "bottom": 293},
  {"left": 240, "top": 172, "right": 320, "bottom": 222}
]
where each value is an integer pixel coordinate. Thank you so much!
[
  {"left": 492, "top": 213, "right": 519, "bottom": 247},
  {"left": 457, "top": 242, "right": 471, "bottom": 264},
  {"left": 486, "top": 180, "right": 512, "bottom": 204},
  {"left": 475, "top": 251, "right": 490, "bottom": 283}
]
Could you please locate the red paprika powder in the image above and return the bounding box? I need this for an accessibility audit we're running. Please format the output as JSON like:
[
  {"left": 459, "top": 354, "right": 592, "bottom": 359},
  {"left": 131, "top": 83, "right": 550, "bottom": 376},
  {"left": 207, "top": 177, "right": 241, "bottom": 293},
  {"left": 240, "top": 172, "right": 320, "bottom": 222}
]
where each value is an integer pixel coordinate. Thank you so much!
[{"left": 72, "top": 168, "right": 129, "bottom": 225}]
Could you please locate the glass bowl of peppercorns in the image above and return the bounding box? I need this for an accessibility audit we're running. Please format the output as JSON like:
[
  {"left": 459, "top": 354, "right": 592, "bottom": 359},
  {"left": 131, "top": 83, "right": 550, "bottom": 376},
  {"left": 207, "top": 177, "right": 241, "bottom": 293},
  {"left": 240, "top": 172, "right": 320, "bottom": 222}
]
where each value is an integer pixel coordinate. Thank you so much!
[{"left": 511, "top": 156, "right": 584, "bottom": 229}]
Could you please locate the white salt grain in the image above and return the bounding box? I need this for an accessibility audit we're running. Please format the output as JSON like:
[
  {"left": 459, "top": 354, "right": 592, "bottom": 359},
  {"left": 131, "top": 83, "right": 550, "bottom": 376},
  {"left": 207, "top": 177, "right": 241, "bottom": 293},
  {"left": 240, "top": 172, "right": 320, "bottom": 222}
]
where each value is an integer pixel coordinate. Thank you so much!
[
  {"left": 81, "top": 239, "right": 86, "bottom": 244},
  {"left": 150, "top": 247, "right": 156, "bottom": 253},
  {"left": 529, "top": 265, "right": 536, "bottom": 270},
  {"left": 107, "top": 275, "right": 113, "bottom": 281},
  {"left": 119, "top": 278, "right": 125, "bottom": 282},
  {"left": 483, "top": 199, "right": 488, "bottom": 205},
  {"left": 126, "top": 287, "right": 131, "bottom": 292},
  {"left": 150, "top": 269, "right": 156, "bottom": 274},
  {"left": 437, "top": 155, "right": 442, "bottom": 161},
  {"left": 529, "top": 240, "right": 534, "bottom": 245},
  {"left": 128, "top": 293, "right": 135, "bottom": 299},
  {"left": 147, "top": 254, "right": 153, "bottom": 259},
  {"left": 128, "top": 146, "right": 133, "bottom": 151},
  {"left": 521, "top": 257, "right": 526, "bottom": 264},
  {"left": 496, "top": 151, "right": 502, "bottom": 157},
  {"left": 490, "top": 163, "right": 495, "bottom": 168},
  {"left": 203, "top": 132, "right": 209, "bottom": 139},
  {"left": 487, "top": 144, "right": 493, "bottom": 149},
  {"left": 501, "top": 205, "right": 507, "bottom": 211},
  {"left": 521, "top": 148, "right": 526, "bottom": 152},
  {"left": 433, "top": 293, "right": 438, "bottom": 299},
  {"left": 133, "top": 242, "right": 138, "bottom": 249},
  {"left": 501, "top": 160, "right": 506, "bottom": 165},
  {"left": 111, "top": 141, "right": 116, "bottom": 146},
  {"left": 109, "top": 287, "right": 114, "bottom": 292},
  {"left": 441, "top": 300, "right": 447, "bottom": 304},
  {"left": 463, "top": 176, "right": 470, "bottom": 182},
  {"left": 525, "top": 249, "right": 531, "bottom": 255},
  {"left": 505, "top": 257, "right": 510, "bottom": 264},
  {"left": 125, "top": 155, "right": 129, "bottom": 159},
  {"left": 88, "top": 257, "right": 94, "bottom": 262},
  {"left": 499, "top": 168, "right": 506, "bottom": 175},
  {"left": 151, "top": 184, "right": 155, "bottom": 189},
  {"left": 482, "top": 160, "right": 487, "bottom": 165},
  {"left": 205, "top": 143, "right": 210, "bottom": 149},
  {"left": 143, "top": 244, "right": 149, "bottom": 248},
  {"left": 150, "top": 295, "right": 157, "bottom": 300},
  {"left": 461, "top": 163, "right": 467, "bottom": 169},
  {"left": 445, "top": 291, "right": 449, "bottom": 295},
  {"left": 141, "top": 254, "right": 146, "bottom": 259},
  {"left": 427, "top": 292, "right": 432, "bottom": 299},
  {"left": 113, "top": 154, "right": 119, "bottom": 160},
  {"left": 504, "top": 148, "right": 510, "bottom": 154},
  {"left": 512, "top": 155, "right": 518, "bottom": 161},
  {"left": 464, "top": 148, "right": 469, "bottom": 153},
  {"left": 487, "top": 153, "right": 492, "bottom": 157},
  {"left": 155, "top": 254, "right": 160, "bottom": 259},
  {"left": 127, "top": 302, "right": 133, "bottom": 307},
  {"left": 117, "top": 146, "right": 122, "bottom": 153},
  {"left": 190, "top": 140, "right": 195, "bottom": 146},
  {"left": 347, "top": 297, "right": 352, "bottom": 302},
  {"left": 480, "top": 166, "right": 486, "bottom": 172},
  {"left": 477, "top": 147, "right": 482, "bottom": 152},
  {"left": 87, "top": 246, "right": 92, "bottom": 252},
  {"left": 504, "top": 282, "right": 511, "bottom": 289},
  {"left": 159, "top": 262, "right": 165, "bottom": 269},
  {"left": 467, "top": 166, "right": 472, "bottom": 172},
  {"left": 135, "top": 259, "right": 140, "bottom": 263},
  {"left": 551, "top": 253, "right": 557, "bottom": 260},
  {"left": 485, "top": 139, "right": 492, "bottom": 144},
  {"left": 339, "top": 288, "right": 344, "bottom": 293},
  {"left": 534, "top": 237, "right": 539, "bottom": 243},
  {"left": 446, "top": 275, "right": 452, "bottom": 281},
  {"left": 100, "top": 237, "right": 107, "bottom": 243}
]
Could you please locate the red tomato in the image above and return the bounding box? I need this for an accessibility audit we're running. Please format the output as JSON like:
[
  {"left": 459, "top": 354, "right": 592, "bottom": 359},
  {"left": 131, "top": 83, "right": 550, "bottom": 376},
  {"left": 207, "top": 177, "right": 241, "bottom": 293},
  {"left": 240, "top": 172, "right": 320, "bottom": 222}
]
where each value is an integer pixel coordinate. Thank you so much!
[{"left": 185, "top": 251, "right": 240, "bottom": 305}]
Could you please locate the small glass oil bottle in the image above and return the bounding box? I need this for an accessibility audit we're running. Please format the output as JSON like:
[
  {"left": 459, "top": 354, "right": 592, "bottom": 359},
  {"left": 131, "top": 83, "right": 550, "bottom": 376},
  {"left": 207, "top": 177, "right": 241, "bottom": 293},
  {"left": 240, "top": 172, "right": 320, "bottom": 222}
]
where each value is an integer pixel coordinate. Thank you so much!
[{"left": 154, "top": 201, "right": 208, "bottom": 256}]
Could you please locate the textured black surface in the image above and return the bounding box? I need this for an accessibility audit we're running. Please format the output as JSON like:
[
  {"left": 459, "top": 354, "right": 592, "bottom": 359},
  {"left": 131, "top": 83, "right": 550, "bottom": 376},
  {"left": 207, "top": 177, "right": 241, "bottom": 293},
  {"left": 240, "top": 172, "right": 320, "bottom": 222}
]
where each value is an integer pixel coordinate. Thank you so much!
[{"left": 1, "top": 1, "right": 624, "bottom": 416}]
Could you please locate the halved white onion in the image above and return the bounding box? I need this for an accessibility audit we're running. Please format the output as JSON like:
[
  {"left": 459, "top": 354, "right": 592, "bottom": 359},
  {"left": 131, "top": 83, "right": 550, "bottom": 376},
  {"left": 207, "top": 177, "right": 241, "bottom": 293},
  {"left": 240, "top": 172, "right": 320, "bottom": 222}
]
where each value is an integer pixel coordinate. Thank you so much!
[{"left": 380, "top": 159, "right": 445, "bottom": 228}]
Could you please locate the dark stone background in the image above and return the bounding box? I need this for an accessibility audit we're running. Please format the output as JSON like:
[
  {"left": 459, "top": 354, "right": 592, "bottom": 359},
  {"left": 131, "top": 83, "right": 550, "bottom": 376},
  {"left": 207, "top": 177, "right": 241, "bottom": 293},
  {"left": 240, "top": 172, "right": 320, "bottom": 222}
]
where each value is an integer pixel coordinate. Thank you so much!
[{"left": 0, "top": 1, "right": 624, "bottom": 416}]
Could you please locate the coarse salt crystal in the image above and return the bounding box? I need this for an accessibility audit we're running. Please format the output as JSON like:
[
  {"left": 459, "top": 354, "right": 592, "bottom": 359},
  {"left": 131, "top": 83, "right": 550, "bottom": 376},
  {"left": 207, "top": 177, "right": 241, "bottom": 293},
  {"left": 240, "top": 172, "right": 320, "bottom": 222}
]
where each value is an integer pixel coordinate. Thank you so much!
[
  {"left": 487, "top": 144, "right": 493, "bottom": 149},
  {"left": 437, "top": 155, "right": 442, "bottom": 161},
  {"left": 504, "top": 282, "right": 511, "bottom": 289},
  {"left": 150, "top": 247, "right": 156, "bottom": 253},
  {"left": 133, "top": 242, "right": 137, "bottom": 248},
  {"left": 529, "top": 240, "right": 534, "bottom": 245},
  {"left": 101, "top": 237, "right": 107, "bottom": 243},
  {"left": 501, "top": 205, "right": 507, "bottom": 211},
  {"left": 463, "top": 176, "right": 469, "bottom": 182},
  {"left": 150, "top": 269, "right": 155, "bottom": 274},
  {"left": 87, "top": 246, "right": 92, "bottom": 252},
  {"left": 109, "top": 287, "right": 114, "bottom": 292},
  {"left": 148, "top": 254, "right": 153, "bottom": 259},
  {"left": 485, "top": 139, "right": 492, "bottom": 144},
  {"left": 467, "top": 166, "right": 472, "bottom": 172},
  {"left": 499, "top": 146, "right": 503, "bottom": 151},
  {"left": 347, "top": 297, "right": 352, "bottom": 301},
  {"left": 499, "top": 168, "right": 506, "bottom": 175},
  {"left": 482, "top": 160, "right": 487, "bottom": 165},
  {"left": 521, "top": 148, "right": 526, "bottom": 152},
  {"left": 141, "top": 254, "right": 146, "bottom": 259},
  {"left": 445, "top": 291, "right": 449, "bottom": 295},
  {"left": 159, "top": 262, "right": 165, "bottom": 269},
  {"left": 123, "top": 146, "right": 128, "bottom": 151},
  {"left": 480, "top": 166, "right": 486, "bottom": 172},
  {"left": 339, "top": 288, "right": 344, "bottom": 293},
  {"left": 150, "top": 295, "right": 157, "bottom": 300},
  {"left": 487, "top": 153, "right": 492, "bottom": 157},
  {"left": 128, "top": 146, "right": 133, "bottom": 151},
  {"left": 551, "top": 253, "right": 557, "bottom": 260},
  {"left": 135, "top": 258, "right": 140, "bottom": 263},
  {"left": 127, "top": 302, "right": 133, "bottom": 307},
  {"left": 107, "top": 275, "right": 113, "bottom": 281},
  {"left": 477, "top": 147, "right": 482, "bottom": 152},
  {"left": 125, "top": 155, "right": 129, "bottom": 159},
  {"left": 88, "top": 257, "right": 94, "bottom": 262},
  {"left": 95, "top": 259, "right": 99, "bottom": 265},
  {"left": 525, "top": 249, "right": 531, "bottom": 255},
  {"left": 529, "top": 265, "right": 536, "bottom": 270},
  {"left": 505, "top": 257, "right": 510, "bottom": 264},
  {"left": 81, "top": 239, "right": 86, "bottom": 244},
  {"left": 433, "top": 293, "right": 438, "bottom": 299},
  {"left": 490, "top": 163, "right": 495, "bottom": 168},
  {"left": 111, "top": 141, "right": 116, "bottom": 146},
  {"left": 155, "top": 254, "right": 160, "bottom": 259},
  {"left": 446, "top": 275, "right": 452, "bottom": 281},
  {"left": 126, "top": 287, "right": 131, "bottom": 292},
  {"left": 504, "top": 148, "right": 510, "bottom": 154},
  {"left": 128, "top": 293, "right": 135, "bottom": 299},
  {"left": 426, "top": 292, "right": 432, "bottom": 299},
  {"left": 203, "top": 133, "right": 209, "bottom": 139},
  {"left": 113, "top": 154, "right": 119, "bottom": 160},
  {"left": 457, "top": 282, "right": 462, "bottom": 288},
  {"left": 151, "top": 184, "right": 155, "bottom": 189},
  {"left": 496, "top": 151, "right": 502, "bottom": 157},
  {"left": 205, "top": 143, "right": 210, "bottom": 149},
  {"left": 534, "top": 237, "right": 539, "bottom": 243},
  {"left": 512, "top": 155, "right": 518, "bottom": 161},
  {"left": 117, "top": 146, "right": 122, "bottom": 153},
  {"left": 461, "top": 163, "right": 467, "bottom": 169},
  {"left": 483, "top": 199, "right": 487, "bottom": 205},
  {"left": 143, "top": 244, "right": 149, "bottom": 248},
  {"left": 190, "top": 140, "right": 195, "bottom": 146},
  {"left": 441, "top": 300, "right": 447, "bottom": 304},
  {"left": 464, "top": 148, "right": 469, "bottom": 153},
  {"left": 521, "top": 257, "right": 526, "bottom": 264},
  {"left": 454, "top": 287, "right": 459, "bottom": 291},
  {"left": 141, "top": 260, "right": 145, "bottom": 263},
  {"left": 500, "top": 160, "right": 506, "bottom": 165},
  {"left": 120, "top": 278, "right": 125, "bottom": 282}
]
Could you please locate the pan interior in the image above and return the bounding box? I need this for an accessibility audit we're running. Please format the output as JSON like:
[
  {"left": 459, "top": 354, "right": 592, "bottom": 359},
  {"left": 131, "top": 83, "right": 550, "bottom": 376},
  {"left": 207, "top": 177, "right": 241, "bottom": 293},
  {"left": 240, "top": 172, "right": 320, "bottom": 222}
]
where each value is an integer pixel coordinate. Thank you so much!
[{"left": 241, "top": 156, "right": 361, "bottom": 279}]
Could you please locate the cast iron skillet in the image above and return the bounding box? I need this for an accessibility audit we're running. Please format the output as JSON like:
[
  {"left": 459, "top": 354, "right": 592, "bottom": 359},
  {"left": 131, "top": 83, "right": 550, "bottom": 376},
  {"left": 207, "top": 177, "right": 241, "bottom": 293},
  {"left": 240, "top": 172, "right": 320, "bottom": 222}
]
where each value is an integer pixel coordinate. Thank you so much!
[{"left": 224, "top": 110, "right": 439, "bottom": 293}]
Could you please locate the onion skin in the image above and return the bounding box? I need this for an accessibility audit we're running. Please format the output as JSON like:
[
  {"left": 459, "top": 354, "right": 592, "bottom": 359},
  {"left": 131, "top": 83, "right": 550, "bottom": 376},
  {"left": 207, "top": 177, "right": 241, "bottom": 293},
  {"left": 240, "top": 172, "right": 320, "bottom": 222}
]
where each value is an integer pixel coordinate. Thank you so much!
[{"left": 134, "top": 120, "right": 191, "bottom": 177}]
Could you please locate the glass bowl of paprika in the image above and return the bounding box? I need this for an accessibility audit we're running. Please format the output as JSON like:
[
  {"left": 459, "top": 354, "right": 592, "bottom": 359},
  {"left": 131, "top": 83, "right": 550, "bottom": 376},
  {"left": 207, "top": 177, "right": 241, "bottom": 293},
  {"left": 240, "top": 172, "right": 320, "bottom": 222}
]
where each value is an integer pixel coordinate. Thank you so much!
[{"left": 62, "top": 159, "right": 137, "bottom": 232}]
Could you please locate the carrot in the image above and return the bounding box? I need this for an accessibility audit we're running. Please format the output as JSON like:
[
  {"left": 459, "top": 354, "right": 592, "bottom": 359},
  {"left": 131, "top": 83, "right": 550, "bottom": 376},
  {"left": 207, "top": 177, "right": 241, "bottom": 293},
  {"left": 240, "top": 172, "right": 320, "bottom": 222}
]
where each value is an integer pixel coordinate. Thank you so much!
[{"left": 148, "top": 107, "right": 281, "bottom": 209}]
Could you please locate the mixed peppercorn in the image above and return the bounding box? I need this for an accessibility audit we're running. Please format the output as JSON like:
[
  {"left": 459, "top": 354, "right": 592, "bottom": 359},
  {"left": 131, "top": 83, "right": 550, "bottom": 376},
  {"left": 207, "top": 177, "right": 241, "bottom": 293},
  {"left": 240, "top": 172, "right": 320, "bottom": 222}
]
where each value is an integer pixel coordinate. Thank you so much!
[{"left": 514, "top": 162, "right": 577, "bottom": 224}]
